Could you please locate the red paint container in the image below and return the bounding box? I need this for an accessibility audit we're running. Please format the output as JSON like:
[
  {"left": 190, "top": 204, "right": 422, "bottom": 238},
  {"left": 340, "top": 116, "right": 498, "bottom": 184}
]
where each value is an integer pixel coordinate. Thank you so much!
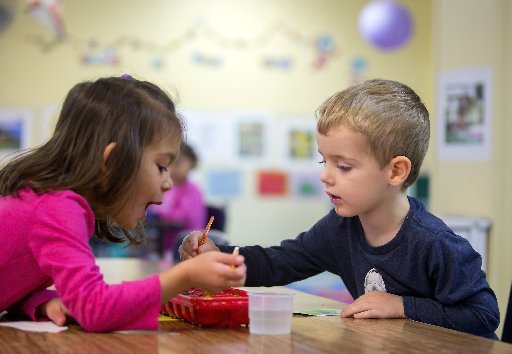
[{"left": 162, "top": 288, "right": 249, "bottom": 328}]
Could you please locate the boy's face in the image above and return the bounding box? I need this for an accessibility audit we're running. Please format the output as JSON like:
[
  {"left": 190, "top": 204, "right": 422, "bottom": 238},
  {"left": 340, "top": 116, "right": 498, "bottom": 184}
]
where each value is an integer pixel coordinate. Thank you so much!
[
  {"left": 114, "top": 136, "right": 180, "bottom": 229},
  {"left": 316, "top": 125, "right": 394, "bottom": 218}
]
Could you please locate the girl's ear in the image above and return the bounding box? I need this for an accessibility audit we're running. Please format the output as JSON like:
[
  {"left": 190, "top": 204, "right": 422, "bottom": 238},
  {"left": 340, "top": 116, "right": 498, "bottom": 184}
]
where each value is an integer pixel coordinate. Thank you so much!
[
  {"left": 101, "top": 142, "right": 117, "bottom": 172},
  {"left": 388, "top": 156, "right": 411, "bottom": 187}
]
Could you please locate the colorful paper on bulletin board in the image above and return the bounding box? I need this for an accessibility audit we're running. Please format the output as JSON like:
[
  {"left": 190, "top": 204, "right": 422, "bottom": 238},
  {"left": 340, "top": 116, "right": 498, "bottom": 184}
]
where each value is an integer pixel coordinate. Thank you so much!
[
  {"left": 238, "top": 121, "right": 265, "bottom": 158},
  {"left": 288, "top": 129, "right": 315, "bottom": 160},
  {"left": 257, "top": 171, "right": 288, "bottom": 196},
  {"left": 0, "top": 109, "right": 32, "bottom": 159},
  {"left": 291, "top": 172, "right": 323, "bottom": 198},
  {"left": 181, "top": 109, "right": 236, "bottom": 163},
  {"left": 206, "top": 169, "right": 242, "bottom": 198}
]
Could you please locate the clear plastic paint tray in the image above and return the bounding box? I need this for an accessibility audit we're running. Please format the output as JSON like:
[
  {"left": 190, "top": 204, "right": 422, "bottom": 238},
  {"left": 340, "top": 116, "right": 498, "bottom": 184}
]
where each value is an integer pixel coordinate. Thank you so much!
[{"left": 161, "top": 288, "right": 249, "bottom": 328}]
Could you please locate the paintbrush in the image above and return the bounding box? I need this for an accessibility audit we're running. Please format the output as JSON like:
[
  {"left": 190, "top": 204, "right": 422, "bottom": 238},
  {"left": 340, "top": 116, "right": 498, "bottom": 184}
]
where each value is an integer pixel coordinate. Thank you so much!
[
  {"left": 198, "top": 216, "right": 214, "bottom": 246},
  {"left": 231, "top": 247, "right": 239, "bottom": 271}
]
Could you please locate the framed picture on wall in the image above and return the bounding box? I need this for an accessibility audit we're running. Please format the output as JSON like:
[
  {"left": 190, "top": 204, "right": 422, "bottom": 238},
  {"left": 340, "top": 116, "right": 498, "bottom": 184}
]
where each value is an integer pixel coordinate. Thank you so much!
[
  {"left": 276, "top": 118, "right": 321, "bottom": 169},
  {"left": 179, "top": 109, "right": 236, "bottom": 164},
  {"left": 0, "top": 109, "right": 32, "bottom": 161},
  {"left": 233, "top": 112, "right": 273, "bottom": 167},
  {"left": 437, "top": 67, "right": 492, "bottom": 161}
]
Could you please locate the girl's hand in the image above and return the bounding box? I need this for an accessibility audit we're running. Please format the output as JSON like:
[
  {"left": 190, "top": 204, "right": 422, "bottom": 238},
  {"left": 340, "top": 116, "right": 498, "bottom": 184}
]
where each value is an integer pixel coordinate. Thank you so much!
[
  {"left": 38, "top": 297, "right": 72, "bottom": 326},
  {"left": 159, "top": 251, "right": 246, "bottom": 301},
  {"left": 341, "top": 291, "right": 406, "bottom": 319},
  {"left": 178, "top": 231, "right": 220, "bottom": 261}
]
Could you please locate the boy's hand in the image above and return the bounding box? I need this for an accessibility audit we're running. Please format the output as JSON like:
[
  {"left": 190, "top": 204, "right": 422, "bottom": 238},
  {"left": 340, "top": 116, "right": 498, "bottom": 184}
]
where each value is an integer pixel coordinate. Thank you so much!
[
  {"left": 38, "top": 297, "right": 72, "bottom": 326},
  {"left": 341, "top": 291, "right": 406, "bottom": 319},
  {"left": 178, "top": 231, "right": 220, "bottom": 261}
]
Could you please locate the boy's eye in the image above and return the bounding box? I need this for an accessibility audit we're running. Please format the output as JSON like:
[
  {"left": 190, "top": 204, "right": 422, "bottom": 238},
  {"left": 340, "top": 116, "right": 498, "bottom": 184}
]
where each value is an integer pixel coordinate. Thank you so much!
[
  {"left": 338, "top": 164, "right": 351, "bottom": 172},
  {"left": 158, "top": 165, "right": 168, "bottom": 173},
  {"left": 318, "top": 159, "right": 326, "bottom": 165}
]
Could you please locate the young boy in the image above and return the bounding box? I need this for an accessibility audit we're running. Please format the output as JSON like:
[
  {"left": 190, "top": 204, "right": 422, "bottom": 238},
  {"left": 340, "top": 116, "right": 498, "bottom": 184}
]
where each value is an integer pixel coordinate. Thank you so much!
[{"left": 179, "top": 79, "right": 499, "bottom": 339}]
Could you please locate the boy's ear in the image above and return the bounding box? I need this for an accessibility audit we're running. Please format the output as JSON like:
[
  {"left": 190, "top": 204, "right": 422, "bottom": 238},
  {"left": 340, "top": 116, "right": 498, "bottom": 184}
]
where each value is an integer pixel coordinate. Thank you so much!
[
  {"left": 101, "top": 142, "right": 117, "bottom": 172},
  {"left": 388, "top": 156, "right": 411, "bottom": 187}
]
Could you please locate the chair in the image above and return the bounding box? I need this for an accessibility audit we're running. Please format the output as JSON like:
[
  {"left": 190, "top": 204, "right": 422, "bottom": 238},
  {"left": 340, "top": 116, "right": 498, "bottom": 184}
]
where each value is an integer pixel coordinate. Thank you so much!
[
  {"left": 502, "top": 283, "right": 512, "bottom": 343},
  {"left": 206, "top": 205, "right": 226, "bottom": 232}
]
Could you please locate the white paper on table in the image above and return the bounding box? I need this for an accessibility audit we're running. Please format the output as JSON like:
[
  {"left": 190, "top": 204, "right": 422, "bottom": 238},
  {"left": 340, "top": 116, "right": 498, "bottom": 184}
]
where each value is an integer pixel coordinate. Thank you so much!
[{"left": 0, "top": 321, "right": 68, "bottom": 333}]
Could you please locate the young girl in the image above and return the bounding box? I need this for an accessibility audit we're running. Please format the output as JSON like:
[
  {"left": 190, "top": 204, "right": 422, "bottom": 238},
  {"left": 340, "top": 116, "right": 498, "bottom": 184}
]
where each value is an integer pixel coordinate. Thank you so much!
[{"left": 0, "top": 76, "right": 246, "bottom": 332}]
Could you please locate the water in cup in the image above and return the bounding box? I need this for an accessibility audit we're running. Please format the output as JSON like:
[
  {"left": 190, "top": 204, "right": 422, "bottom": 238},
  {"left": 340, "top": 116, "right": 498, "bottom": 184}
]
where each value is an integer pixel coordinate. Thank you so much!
[{"left": 248, "top": 292, "right": 294, "bottom": 335}]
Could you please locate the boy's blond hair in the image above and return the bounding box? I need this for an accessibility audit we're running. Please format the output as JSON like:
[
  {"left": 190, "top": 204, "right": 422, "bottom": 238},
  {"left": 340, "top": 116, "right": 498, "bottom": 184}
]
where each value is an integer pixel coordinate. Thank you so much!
[{"left": 316, "top": 79, "right": 429, "bottom": 188}]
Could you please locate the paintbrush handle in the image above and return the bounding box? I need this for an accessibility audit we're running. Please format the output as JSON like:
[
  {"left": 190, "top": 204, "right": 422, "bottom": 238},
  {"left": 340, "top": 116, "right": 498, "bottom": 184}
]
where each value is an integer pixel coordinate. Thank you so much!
[{"left": 198, "top": 216, "right": 214, "bottom": 246}]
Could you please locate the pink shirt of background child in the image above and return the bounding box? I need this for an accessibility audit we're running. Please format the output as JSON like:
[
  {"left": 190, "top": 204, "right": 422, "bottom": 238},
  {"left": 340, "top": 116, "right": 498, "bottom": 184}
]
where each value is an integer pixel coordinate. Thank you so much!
[
  {"left": 150, "top": 180, "right": 206, "bottom": 251},
  {"left": 0, "top": 188, "right": 161, "bottom": 332}
]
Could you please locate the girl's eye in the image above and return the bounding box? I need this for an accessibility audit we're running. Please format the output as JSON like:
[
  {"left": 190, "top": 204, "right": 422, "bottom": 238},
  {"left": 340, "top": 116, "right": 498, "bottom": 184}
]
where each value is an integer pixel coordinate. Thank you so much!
[
  {"left": 338, "top": 164, "right": 351, "bottom": 172},
  {"left": 158, "top": 165, "right": 168, "bottom": 173},
  {"left": 318, "top": 159, "right": 326, "bottom": 165}
]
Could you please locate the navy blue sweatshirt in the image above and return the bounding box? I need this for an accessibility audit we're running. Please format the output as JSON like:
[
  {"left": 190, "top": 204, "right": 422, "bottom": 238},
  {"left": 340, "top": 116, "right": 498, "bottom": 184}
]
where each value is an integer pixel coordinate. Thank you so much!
[{"left": 219, "top": 197, "right": 499, "bottom": 339}]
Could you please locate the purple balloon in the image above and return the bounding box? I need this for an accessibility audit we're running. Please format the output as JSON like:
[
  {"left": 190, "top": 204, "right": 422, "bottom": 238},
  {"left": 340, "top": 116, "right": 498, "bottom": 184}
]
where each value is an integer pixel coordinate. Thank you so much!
[{"left": 358, "top": 0, "right": 414, "bottom": 51}]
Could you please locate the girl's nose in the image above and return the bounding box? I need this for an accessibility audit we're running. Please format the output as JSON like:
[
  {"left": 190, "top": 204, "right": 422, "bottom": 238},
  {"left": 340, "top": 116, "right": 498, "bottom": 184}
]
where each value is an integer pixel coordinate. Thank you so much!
[{"left": 162, "top": 178, "right": 173, "bottom": 192}]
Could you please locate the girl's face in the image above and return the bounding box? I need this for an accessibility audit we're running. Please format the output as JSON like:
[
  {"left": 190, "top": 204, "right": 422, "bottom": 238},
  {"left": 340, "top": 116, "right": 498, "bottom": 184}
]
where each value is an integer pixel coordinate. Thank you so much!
[
  {"left": 316, "top": 125, "right": 394, "bottom": 220},
  {"left": 114, "top": 136, "right": 181, "bottom": 229}
]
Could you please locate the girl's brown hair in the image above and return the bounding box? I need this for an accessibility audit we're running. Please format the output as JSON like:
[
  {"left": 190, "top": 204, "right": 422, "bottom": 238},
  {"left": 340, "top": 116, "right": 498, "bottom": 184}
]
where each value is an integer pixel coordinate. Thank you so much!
[{"left": 0, "top": 76, "right": 184, "bottom": 244}]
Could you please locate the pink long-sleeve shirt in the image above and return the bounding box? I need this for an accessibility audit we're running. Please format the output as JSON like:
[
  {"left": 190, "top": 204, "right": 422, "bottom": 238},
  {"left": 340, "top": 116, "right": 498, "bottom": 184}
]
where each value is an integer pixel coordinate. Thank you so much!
[
  {"left": 150, "top": 180, "right": 206, "bottom": 250},
  {"left": 0, "top": 188, "right": 161, "bottom": 332}
]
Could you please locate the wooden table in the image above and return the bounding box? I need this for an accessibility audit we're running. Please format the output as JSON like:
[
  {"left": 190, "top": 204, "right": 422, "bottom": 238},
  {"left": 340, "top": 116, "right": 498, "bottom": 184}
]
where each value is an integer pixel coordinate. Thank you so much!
[{"left": 1, "top": 258, "right": 511, "bottom": 353}]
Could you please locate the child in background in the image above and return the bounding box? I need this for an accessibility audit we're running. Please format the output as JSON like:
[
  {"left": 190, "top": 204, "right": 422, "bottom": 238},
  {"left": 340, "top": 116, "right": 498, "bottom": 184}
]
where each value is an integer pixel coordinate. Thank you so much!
[
  {"left": 149, "top": 142, "right": 206, "bottom": 260},
  {"left": 0, "top": 76, "right": 246, "bottom": 332},
  {"left": 180, "top": 79, "right": 499, "bottom": 339}
]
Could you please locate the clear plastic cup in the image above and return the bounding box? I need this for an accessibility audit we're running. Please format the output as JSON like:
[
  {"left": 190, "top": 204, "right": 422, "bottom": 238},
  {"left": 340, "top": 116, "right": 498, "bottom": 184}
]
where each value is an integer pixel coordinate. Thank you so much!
[{"left": 248, "top": 292, "right": 294, "bottom": 335}]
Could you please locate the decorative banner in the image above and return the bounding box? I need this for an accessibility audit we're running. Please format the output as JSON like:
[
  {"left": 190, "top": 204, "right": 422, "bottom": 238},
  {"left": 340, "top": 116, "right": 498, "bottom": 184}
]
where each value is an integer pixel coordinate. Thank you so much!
[
  {"left": 358, "top": 0, "right": 414, "bottom": 51},
  {"left": 262, "top": 56, "right": 293, "bottom": 70},
  {"left": 25, "top": 12, "right": 338, "bottom": 70},
  {"left": 313, "top": 35, "right": 335, "bottom": 69},
  {"left": 81, "top": 47, "right": 120, "bottom": 66},
  {"left": 192, "top": 52, "right": 223, "bottom": 67},
  {"left": 349, "top": 56, "right": 368, "bottom": 85},
  {"left": 26, "top": 0, "right": 65, "bottom": 39},
  {"left": 257, "top": 170, "right": 288, "bottom": 196}
]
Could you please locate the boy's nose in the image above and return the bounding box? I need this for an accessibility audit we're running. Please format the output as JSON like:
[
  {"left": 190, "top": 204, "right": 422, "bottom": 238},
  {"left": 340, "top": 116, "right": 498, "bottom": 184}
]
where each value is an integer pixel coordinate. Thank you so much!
[{"left": 320, "top": 169, "right": 333, "bottom": 185}]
